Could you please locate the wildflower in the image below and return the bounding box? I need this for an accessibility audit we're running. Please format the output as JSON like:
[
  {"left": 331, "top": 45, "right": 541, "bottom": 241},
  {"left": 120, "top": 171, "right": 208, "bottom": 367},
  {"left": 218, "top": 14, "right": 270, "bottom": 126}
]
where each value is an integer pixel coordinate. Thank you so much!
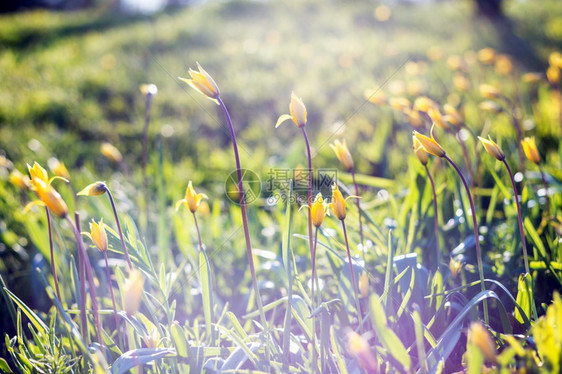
[
  {"left": 9, "top": 169, "right": 30, "bottom": 189},
  {"left": 389, "top": 97, "right": 411, "bottom": 112},
  {"left": 453, "top": 74, "right": 471, "bottom": 92},
  {"left": 522, "top": 72, "right": 543, "bottom": 84},
  {"left": 140, "top": 83, "right": 158, "bottom": 96},
  {"left": 427, "top": 46, "right": 443, "bottom": 61},
  {"left": 48, "top": 158, "right": 71, "bottom": 180},
  {"left": 469, "top": 322, "right": 497, "bottom": 363},
  {"left": 30, "top": 178, "right": 68, "bottom": 218},
  {"left": 347, "top": 330, "right": 377, "bottom": 372},
  {"left": 358, "top": 271, "right": 369, "bottom": 298},
  {"left": 449, "top": 257, "right": 462, "bottom": 280},
  {"left": 405, "top": 108, "right": 424, "bottom": 128},
  {"left": 443, "top": 104, "right": 464, "bottom": 128},
  {"left": 413, "top": 96, "right": 437, "bottom": 113},
  {"left": 101, "top": 142, "right": 123, "bottom": 163},
  {"left": 479, "top": 101, "right": 503, "bottom": 114},
  {"left": 521, "top": 137, "right": 541, "bottom": 164},
  {"left": 27, "top": 162, "right": 48, "bottom": 183},
  {"left": 90, "top": 219, "right": 108, "bottom": 252},
  {"left": 549, "top": 51, "right": 562, "bottom": 69},
  {"left": 446, "top": 55, "right": 466, "bottom": 72},
  {"left": 329, "top": 184, "right": 358, "bottom": 220},
  {"left": 330, "top": 139, "right": 354, "bottom": 171},
  {"left": 479, "top": 84, "right": 501, "bottom": 99},
  {"left": 142, "top": 328, "right": 160, "bottom": 349},
  {"left": 413, "top": 136, "right": 428, "bottom": 165},
  {"left": 310, "top": 193, "right": 328, "bottom": 228},
  {"left": 77, "top": 181, "right": 107, "bottom": 196},
  {"left": 547, "top": 66, "right": 560, "bottom": 84},
  {"left": 478, "top": 136, "right": 505, "bottom": 161},
  {"left": 365, "top": 89, "right": 387, "bottom": 105},
  {"left": 412, "top": 127, "right": 446, "bottom": 157},
  {"left": 427, "top": 107, "right": 450, "bottom": 130},
  {"left": 276, "top": 92, "right": 307, "bottom": 128},
  {"left": 477, "top": 47, "right": 496, "bottom": 64},
  {"left": 123, "top": 269, "right": 144, "bottom": 315},
  {"left": 495, "top": 54, "right": 513, "bottom": 76},
  {"left": 176, "top": 181, "right": 208, "bottom": 213},
  {"left": 179, "top": 62, "right": 220, "bottom": 101}
]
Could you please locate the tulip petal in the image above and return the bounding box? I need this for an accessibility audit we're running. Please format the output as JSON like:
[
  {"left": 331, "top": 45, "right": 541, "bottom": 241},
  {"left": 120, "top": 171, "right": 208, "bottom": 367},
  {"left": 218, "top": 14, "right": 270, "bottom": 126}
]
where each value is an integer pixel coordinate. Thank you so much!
[{"left": 275, "top": 114, "right": 292, "bottom": 128}]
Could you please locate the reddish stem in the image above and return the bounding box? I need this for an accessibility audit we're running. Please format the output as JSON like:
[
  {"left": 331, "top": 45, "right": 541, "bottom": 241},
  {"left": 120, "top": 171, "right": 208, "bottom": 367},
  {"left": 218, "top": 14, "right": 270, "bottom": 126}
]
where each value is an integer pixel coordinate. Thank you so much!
[
  {"left": 103, "top": 252, "right": 119, "bottom": 329},
  {"left": 424, "top": 164, "right": 440, "bottom": 270},
  {"left": 45, "top": 208, "right": 62, "bottom": 301},
  {"left": 341, "top": 219, "right": 363, "bottom": 330},
  {"left": 105, "top": 187, "right": 133, "bottom": 270}
]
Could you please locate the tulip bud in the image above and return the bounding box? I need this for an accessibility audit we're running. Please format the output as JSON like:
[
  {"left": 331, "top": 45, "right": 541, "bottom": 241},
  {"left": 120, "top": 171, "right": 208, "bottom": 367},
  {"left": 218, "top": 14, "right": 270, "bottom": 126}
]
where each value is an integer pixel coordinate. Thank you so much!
[
  {"left": 521, "top": 137, "right": 541, "bottom": 164},
  {"left": 123, "top": 269, "right": 144, "bottom": 315},
  {"left": 90, "top": 219, "right": 108, "bottom": 252},
  {"left": 77, "top": 181, "right": 107, "bottom": 196},
  {"left": 101, "top": 143, "right": 123, "bottom": 163},
  {"left": 478, "top": 136, "right": 505, "bottom": 161},
  {"left": 412, "top": 128, "right": 446, "bottom": 158},
  {"left": 330, "top": 139, "right": 354, "bottom": 171}
]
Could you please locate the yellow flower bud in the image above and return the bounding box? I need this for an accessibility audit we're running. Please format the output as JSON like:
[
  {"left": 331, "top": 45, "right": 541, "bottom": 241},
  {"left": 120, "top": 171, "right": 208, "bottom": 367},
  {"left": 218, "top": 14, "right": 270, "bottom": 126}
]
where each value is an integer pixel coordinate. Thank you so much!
[
  {"left": 449, "top": 257, "right": 462, "bottom": 280},
  {"left": 90, "top": 219, "right": 108, "bottom": 252},
  {"left": 427, "top": 107, "right": 450, "bottom": 131},
  {"left": 495, "top": 54, "right": 513, "bottom": 76},
  {"left": 140, "top": 83, "right": 158, "bottom": 96},
  {"left": 443, "top": 104, "right": 464, "bottom": 127},
  {"left": 427, "top": 46, "right": 443, "bottom": 61},
  {"left": 405, "top": 108, "right": 424, "bottom": 128},
  {"left": 413, "top": 96, "right": 437, "bottom": 113},
  {"left": 469, "top": 322, "right": 497, "bottom": 363},
  {"left": 547, "top": 65, "right": 560, "bottom": 84},
  {"left": 101, "top": 142, "right": 123, "bottom": 163},
  {"left": 413, "top": 136, "right": 429, "bottom": 165},
  {"left": 179, "top": 62, "right": 220, "bottom": 101},
  {"left": 27, "top": 162, "right": 48, "bottom": 184},
  {"left": 479, "top": 101, "right": 503, "bottom": 114},
  {"left": 477, "top": 47, "right": 496, "bottom": 64},
  {"left": 77, "top": 181, "right": 107, "bottom": 196},
  {"left": 176, "top": 181, "right": 207, "bottom": 213},
  {"left": 453, "top": 74, "right": 471, "bottom": 92},
  {"left": 549, "top": 51, "right": 562, "bottom": 69},
  {"left": 358, "top": 271, "right": 369, "bottom": 298},
  {"left": 412, "top": 128, "right": 446, "bottom": 157},
  {"left": 521, "top": 137, "right": 541, "bottom": 164},
  {"left": 330, "top": 184, "right": 348, "bottom": 220},
  {"left": 330, "top": 139, "right": 354, "bottom": 171},
  {"left": 310, "top": 193, "right": 328, "bottom": 228},
  {"left": 479, "top": 84, "right": 501, "bottom": 99},
  {"left": 522, "top": 72, "right": 543, "bottom": 84},
  {"left": 9, "top": 169, "right": 30, "bottom": 189},
  {"left": 123, "top": 269, "right": 144, "bottom": 315},
  {"left": 478, "top": 136, "right": 505, "bottom": 161},
  {"left": 346, "top": 330, "right": 377, "bottom": 372},
  {"left": 365, "top": 89, "right": 387, "bottom": 105},
  {"left": 48, "top": 158, "right": 71, "bottom": 180},
  {"left": 446, "top": 55, "right": 466, "bottom": 72},
  {"left": 289, "top": 92, "right": 307, "bottom": 128},
  {"left": 32, "top": 177, "right": 68, "bottom": 218},
  {"left": 142, "top": 328, "right": 160, "bottom": 349},
  {"left": 389, "top": 97, "right": 411, "bottom": 112}
]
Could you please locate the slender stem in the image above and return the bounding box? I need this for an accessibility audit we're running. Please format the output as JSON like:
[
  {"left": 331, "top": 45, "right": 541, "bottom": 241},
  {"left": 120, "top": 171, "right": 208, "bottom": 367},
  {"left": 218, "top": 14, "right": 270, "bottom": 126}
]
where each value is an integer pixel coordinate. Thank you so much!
[
  {"left": 301, "top": 128, "right": 314, "bottom": 265},
  {"left": 217, "top": 98, "right": 267, "bottom": 334},
  {"left": 105, "top": 187, "right": 133, "bottom": 270},
  {"left": 458, "top": 135, "right": 473, "bottom": 183},
  {"left": 77, "top": 238, "right": 88, "bottom": 342},
  {"left": 311, "top": 227, "right": 319, "bottom": 308},
  {"left": 341, "top": 219, "right": 363, "bottom": 331},
  {"left": 103, "top": 252, "right": 119, "bottom": 329},
  {"left": 193, "top": 212, "right": 203, "bottom": 251},
  {"left": 66, "top": 214, "right": 103, "bottom": 346},
  {"left": 502, "top": 160, "right": 529, "bottom": 274},
  {"left": 351, "top": 169, "right": 365, "bottom": 250},
  {"left": 444, "top": 155, "right": 488, "bottom": 323},
  {"left": 424, "top": 165, "right": 440, "bottom": 271},
  {"left": 502, "top": 96, "right": 526, "bottom": 169},
  {"left": 142, "top": 93, "right": 154, "bottom": 233},
  {"left": 539, "top": 168, "right": 551, "bottom": 218},
  {"left": 46, "top": 208, "right": 62, "bottom": 301}
]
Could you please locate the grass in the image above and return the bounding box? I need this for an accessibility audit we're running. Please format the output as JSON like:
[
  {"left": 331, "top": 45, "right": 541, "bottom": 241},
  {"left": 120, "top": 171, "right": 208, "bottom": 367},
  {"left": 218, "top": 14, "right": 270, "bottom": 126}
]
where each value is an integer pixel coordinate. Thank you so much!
[{"left": 0, "top": 0, "right": 562, "bottom": 372}]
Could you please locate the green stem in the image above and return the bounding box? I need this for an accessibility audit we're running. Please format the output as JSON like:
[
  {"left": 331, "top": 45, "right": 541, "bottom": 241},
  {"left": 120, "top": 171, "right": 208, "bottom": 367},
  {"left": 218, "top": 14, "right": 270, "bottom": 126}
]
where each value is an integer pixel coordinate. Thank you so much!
[
  {"left": 103, "top": 251, "right": 119, "bottom": 330},
  {"left": 341, "top": 219, "right": 363, "bottom": 331},
  {"left": 217, "top": 98, "right": 268, "bottom": 339},
  {"left": 443, "top": 155, "right": 488, "bottom": 323},
  {"left": 105, "top": 187, "right": 133, "bottom": 270},
  {"left": 424, "top": 164, "right": 440, "bottom": 271},
  {"left": 46, "top": 207, "right": 62, "bottom": 302},
  {"left": 351, "top": 169, "right": 365, "bottom": 251},
  {"left": 141, "top": 93, "right": 154, "bottom": 234},
  {"left": 502, "top": 159, "right": 529, "bottom": 274}
]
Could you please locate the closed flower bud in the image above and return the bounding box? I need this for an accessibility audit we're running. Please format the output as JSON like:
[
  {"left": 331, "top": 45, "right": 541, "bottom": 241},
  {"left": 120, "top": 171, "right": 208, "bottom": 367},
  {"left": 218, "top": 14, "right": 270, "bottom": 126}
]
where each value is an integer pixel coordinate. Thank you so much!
[
  {"left": 446, "top": 55, "right": 466, "bottom": 72},
  {"left": 469, "top": 322, "right": 497, "bottom": 363},
  {"left": 329, "top": 184, "right": 356, "bottom": 221},
  {"left": 358, "top": 271, "right": 369, "bottom": 298},
  {"left": 547, "top": 66, "right": 560, "bottom": 84},
  {"left": 479, "top": 101, "right": 503, "bottom": 114},
  {"left": 479, "top": 84, "right": 501, "bottom": 99},
  {"left": 405, "top": 108, "right": 424, "bottom": 128},
  {"left": 48, "top": 158, "right": 71, "bottom": 180},
  {"left": 365, "top": 89, "right": 388, "bottom": 105},
  {"left": 413, "top": 96, "right": 437, "bottom": 113},
  {"left": 347, "top": 329, "right": 377, "bottom": 372},
  {"left": 90, "top": 218, "right": 108, "bottom": 252},
  {"left": 495, "top": 54, "right": 512, "bottom": 76},
  {"left": 413, "top": 136, "right": 429, "bottom": 165},
  {"left": 478, "top": 136, "right": 505, "bottom": 161},
  {"left": 330, "top": 139, "right": 354, "bottom": 171},
  {"left": 310, "top": 193, "right": 328, "bottom": 228},
  {"left": 477, "top": 47, "right": 496, "bottom": 64},
  {"left": 9, "top": 169, "right": 30, "bottom": 189},
  {"left": 522, "top": 72, "right": 543, "bottom": 84},
  {"left": 427, "top": 107, "right": 450, "bottom": 131},
  {"left": 443, "top": 104, "right": 464, "bottom": 127},
  {"left": 101, "top": 142, "right": 123, "bottom": 163},
  {"left": 521, "top": 137, "right": 541, "bottom": 164},
  {"left": 389, "top": 97, "right": 411, "bottom": 112},
  {"left": 413, "top": 128, "right": 446, "bottom": 157},
  {"left": 176, "top": 181, "right": 207, "bottom": 213},
  {"left": 77, "top": 181, "right": 107, "bottom": 196},
  {"left": 453, "top": 73, "right": 471, "bottom": 92},
  {"left": 449, "top": 257, "right": 462, "bottom": 280},
  {"left": 179, "top": 62, "right": 220, "bottom": 101},
  {"left": 140, "top": 83, "right": 158, "bottom": 96},
  {"left": 289, "top": 92, "right": 307, "bottom": 128},
  {"left": 33, "top": 178, "right": 68, "bottom": 218},
  {"left": 123, "top": 269, "right": 144, "bottom": 315}
]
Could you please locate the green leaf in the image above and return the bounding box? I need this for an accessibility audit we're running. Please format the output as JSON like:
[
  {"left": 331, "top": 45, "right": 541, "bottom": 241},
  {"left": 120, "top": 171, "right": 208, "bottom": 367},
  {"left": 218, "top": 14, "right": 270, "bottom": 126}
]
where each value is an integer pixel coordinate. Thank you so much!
[
  {"left": 0, "top": 358, "right": 12, "bottom": 374},
  {"left": 170, "top": 322, "right": 189, "bottom": 358},
  {"left": 199, "top": 249, "right": 214, "bottom": 344},
  {"left": 514, "top": 273, "right": 537, "bottom": 323},
  {"left": 3, "top": 288, "right": 48, "bottom": 336},
  {"left": 111, "top": 348, "right": 175, "bottom": 374}
]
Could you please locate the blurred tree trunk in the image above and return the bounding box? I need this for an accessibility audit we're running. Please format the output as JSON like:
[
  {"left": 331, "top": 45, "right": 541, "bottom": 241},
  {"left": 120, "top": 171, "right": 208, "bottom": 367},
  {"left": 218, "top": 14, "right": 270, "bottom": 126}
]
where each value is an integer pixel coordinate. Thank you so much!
[{"left": 475, "top": 0, "right": 503, "bottom": 18}]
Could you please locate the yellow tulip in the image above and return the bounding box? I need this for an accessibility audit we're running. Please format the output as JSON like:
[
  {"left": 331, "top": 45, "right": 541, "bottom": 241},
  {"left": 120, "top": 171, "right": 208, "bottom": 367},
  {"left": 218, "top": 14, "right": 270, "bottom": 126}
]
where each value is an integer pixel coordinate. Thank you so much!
[
  {"left": 276, "top": 92, "right": 308, "bottom": 128},
  {"left": 413, "top": 96, "right": 437, "bottom": 113},
  {"left": 412, "top": 127, "right": 446, "bottom": 157},
  {"left": 176, "top": 181, "right": 208, "bottom": 213},
  {"left": 346, "top": 330, "right": 377, "bottom": 372},
  {"left": 521, "top": 137, "right": 541, "bottom": 164},
  {"left": 477, "top": 47, "right": 496, "bottom": 64},
  {"left": 478, "top": 136, "right": 505, "bottom": 161},
  {"left": 449, "top": 257, "right": 462, "bottom": 280},
  {"left": 101, "top": 142, "right": 123, "bottom": 163},
  {"left": 49, "top": 159, "right": 71, "bottom": 180},
  {"left": 495, "top": 54, "right": 513, "bottom": 76},
  {"left": 547, "top": 66, "right": 560, "bottom": 84},
  {"left": 27, "top": 162, "right": 48, "bottom": 184},
  {"left": 389, "top": 97, "right": 411, "bottom": 112},
  {"left": 32, "top": 177, "right": 68, "bottom": 218},
  {"left": 123, "top": 269, "right": 144, "bottom": 315},
  {"left": 310, "top": 193, "right": 328, "bottom": 228},
  {"left": 427, "top": 107, "right": 450, "bottom": 131},
  {"left": 443, "top": 104, "right": 464, "bottom": 127},
  {"left": 358, "top": 271, "right": 369, "bottom": 298},
  {"left": 405, "top": 108, "right": 424, "bottom": 128},
  {"left": 479, "top": 100, "right": 503, "bottom": 114},
  {"left": 330, "top": 139, "right": 354, "bottom": 171},
  {"left": 522, "top": 72, "right": 543, "bottom": 84},
  {"left": 413, "top": 136, "right": 428, "bottom": 165},
  {"left": 329, "top": 184, "right": 358, "bottom": 221},
  {"left": 549, "top": 51, "right": 562, "bottom": 69},
  {"left": 179, "top": 62, "right": 220, "bottom": 101},
  {"left": 77, "top": 181, "right": 107, "bottom": 196},
  {"left": 479, "top": 84, "right": 501, "bottom": 99},
  {"left": 469, "top": 322, "right": 497, "bottom": 363},
  {"left": 9, "top": 169, "right": 30, "bottom": 189},
  {"left": 90, "top": 219, "right": 108, "bottom": 252},
  {"left": 446, "top": 55, "right": 466, "bottom": 72},
  {"left": 365, "top": 89, "right": 387, "bottom": 105}
]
